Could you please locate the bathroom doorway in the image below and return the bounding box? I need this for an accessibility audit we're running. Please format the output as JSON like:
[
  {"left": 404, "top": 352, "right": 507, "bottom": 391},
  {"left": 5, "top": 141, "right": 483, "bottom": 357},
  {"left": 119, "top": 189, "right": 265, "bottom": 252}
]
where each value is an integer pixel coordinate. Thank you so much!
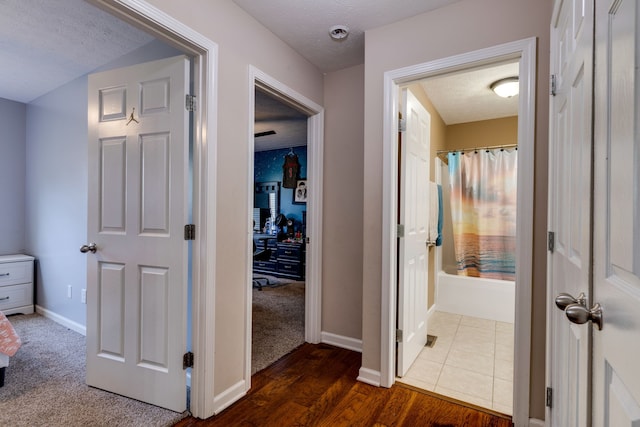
[{"left": 382, "top": 38, "right": 537, "bottom": 425}]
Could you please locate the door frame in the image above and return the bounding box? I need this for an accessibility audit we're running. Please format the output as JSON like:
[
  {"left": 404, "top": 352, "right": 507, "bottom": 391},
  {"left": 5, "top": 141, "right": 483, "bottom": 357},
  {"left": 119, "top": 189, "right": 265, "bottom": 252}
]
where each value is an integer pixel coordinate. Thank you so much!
[
  {"left": 380, "top": 37, "right": 537, "bottom": 426},
  {"left": 245, "top": 67, "right": 325, "bottom": 384},
  {"left": 88, "top": 0, "right": 218, "bottom": 419}
]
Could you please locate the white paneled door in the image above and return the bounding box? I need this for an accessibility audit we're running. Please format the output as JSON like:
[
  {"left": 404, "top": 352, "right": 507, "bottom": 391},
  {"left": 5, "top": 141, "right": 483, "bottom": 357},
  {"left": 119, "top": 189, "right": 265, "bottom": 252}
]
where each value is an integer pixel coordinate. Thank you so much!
[
  {"left": 550, "top": 0, "right": 640, "bottom": 424},
  {"left": 397, "top": 88, "right": 430, "bottom": 377},
  {"left": 592, "top": 0, "right": 640, "bottom": 425},
  {"left": 85, "top": 56, "right": 190, "bottom": 412},
  {"left": 548, "top": 0, "right": 593, "bottom": 425}
]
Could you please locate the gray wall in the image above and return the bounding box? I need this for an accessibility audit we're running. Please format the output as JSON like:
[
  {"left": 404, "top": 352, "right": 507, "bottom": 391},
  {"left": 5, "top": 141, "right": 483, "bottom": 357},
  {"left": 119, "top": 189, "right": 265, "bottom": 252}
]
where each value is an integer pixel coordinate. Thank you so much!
[
  {"left": 322, "top": 64, "right": 364, "bottom": 340},
  {"left": 25, "top": 40, "right": 182, "bottom": 326},
  {"left": 0, "top": 98, "right": 27, "bottom": 255}
]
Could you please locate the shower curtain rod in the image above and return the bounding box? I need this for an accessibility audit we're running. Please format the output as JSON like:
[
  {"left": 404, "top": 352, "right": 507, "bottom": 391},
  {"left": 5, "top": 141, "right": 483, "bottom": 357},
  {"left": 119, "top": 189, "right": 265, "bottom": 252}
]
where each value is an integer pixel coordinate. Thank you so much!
[{"left": 436, "top": 143, "right": 518, "bottom": 164}]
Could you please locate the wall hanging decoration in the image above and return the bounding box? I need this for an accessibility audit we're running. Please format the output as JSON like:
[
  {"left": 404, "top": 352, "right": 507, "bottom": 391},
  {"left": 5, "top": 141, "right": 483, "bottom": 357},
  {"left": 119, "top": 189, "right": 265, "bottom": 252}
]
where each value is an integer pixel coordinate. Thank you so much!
[
  {"left": 282, "top": 148, "right": 300, "bottom": 188},
  {"left": 293, "top": 179, "right": 307, "bottom": 204}
]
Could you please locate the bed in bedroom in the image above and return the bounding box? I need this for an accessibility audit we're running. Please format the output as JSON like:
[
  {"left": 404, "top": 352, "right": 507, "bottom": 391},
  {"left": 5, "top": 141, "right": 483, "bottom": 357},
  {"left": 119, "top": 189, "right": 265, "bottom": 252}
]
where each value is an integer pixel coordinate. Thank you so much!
[{"left": 0, "top": 311, "right": 21, "bottom": 387}]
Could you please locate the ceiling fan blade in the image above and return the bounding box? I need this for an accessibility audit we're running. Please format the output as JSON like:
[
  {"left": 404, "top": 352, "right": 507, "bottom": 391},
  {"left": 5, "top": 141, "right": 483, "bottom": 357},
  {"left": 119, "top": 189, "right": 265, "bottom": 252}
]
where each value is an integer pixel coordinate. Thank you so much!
[{"left": 254, "top": 130, "right": 276, "bottom": 138}]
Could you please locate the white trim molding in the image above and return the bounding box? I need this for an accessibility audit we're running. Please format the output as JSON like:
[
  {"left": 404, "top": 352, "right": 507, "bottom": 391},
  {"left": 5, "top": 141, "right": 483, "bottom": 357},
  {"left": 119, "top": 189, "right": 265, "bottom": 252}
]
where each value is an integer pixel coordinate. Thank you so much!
[
  {"left": 357, "top": 367, "right": 381, "bottom": 387},
  {"left": 321, "top": 332, "right": 363, "bottom": 353},
  {"left": 379, "top": 37, "right": 537, "bottom": 427},
  {"left": 212, "top": 379, "right": 247, "bottom": 415},
  {"left": 89, "top": 0, "right": 218, "bottom": 419},
  {"left": 35, "top": 306, "right": 86, "bottom": 336},
  {"left": 245, "top": 66, "right": 325, "bottom": 386}
]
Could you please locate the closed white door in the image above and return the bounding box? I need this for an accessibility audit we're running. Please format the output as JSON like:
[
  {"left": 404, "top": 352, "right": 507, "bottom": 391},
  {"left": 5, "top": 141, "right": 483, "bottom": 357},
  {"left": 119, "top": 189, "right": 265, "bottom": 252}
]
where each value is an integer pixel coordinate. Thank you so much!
[
  {"left": 397, "top": 88, "right": 430, "bottom": 376},
  {"left": 592, "top": 1, "right": 640, "bottom": 425},
  {"left": 85, "top": 55, "right": 190, "bottom": 412},
  {"left": 548, "top": 0, "right": 593, "bottom": 425}
]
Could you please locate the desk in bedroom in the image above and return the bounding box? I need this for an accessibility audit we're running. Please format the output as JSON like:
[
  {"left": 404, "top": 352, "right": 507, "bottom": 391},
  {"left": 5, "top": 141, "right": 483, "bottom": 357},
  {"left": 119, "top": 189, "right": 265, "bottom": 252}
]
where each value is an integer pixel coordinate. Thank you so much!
[{"left": 253, "top": 235, "right": 305, "bottom": 281}]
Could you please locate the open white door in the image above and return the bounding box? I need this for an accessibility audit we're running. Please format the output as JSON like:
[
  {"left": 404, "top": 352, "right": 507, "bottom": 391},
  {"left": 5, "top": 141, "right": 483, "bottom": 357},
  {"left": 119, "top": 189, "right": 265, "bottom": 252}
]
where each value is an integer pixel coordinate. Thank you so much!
[
  {"left": 592, "top": 1, "right": 640, "bottom": 424},
  {"left": 397, "top": 88, "right": 430, "bottom": 377},
  {"left": 85, "top": 55, "right": 190, "bottom": 412},
  {"left": 547, "top": 0, "right": 593, "bottom": 425}
]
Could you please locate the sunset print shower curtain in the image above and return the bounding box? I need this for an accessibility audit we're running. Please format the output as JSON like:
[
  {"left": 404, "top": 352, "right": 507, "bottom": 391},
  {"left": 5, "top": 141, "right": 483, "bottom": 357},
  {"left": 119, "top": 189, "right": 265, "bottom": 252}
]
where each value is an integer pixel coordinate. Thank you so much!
[{"left": 448, "top": 149, "right": 517, "bottom": 281}]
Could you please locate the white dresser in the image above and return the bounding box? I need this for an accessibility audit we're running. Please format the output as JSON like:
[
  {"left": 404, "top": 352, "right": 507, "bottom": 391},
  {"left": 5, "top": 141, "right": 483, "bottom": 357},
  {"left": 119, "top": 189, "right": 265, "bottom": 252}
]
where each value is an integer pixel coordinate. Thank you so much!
[{"left": 0, "top": 255, "right": 35, "bottom": 315}]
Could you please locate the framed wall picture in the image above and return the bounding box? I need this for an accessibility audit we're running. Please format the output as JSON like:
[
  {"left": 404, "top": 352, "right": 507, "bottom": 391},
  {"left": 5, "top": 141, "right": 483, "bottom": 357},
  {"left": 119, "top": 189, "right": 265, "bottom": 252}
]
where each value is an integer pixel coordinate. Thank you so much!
[{"left": 293, "top": 179, "right": 307, "bottom": 204}]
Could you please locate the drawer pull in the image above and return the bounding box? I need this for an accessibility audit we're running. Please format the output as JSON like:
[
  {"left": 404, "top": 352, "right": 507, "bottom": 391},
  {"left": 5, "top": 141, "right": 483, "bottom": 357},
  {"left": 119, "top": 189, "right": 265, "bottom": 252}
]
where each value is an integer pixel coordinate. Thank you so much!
[
  {"left": 0, "top": 273, "right": 9, "bottom": 277},
  {"left": 0, "top": 296, "right": 9, "bottom": 301}
]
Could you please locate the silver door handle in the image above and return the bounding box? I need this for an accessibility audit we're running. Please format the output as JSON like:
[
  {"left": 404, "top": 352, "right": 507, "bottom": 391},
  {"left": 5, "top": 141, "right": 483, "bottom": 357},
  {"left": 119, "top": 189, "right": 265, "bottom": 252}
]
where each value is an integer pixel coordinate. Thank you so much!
[
  {"left": 80, "top": 243, "right": 97, "bottom": 254},
  {"left": 555, "top": 292, "right": 586, "bottom": 311},
  {"left": 565, "top": 302, "right": 603, "bottom": 330}
]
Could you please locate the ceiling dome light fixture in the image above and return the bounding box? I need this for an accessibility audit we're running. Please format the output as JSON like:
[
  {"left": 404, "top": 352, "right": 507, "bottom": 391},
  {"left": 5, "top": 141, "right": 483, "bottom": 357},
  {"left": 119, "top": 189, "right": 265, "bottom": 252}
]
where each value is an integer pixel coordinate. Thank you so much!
[
  {"left": 329, "top": 25, "right": 349, "bottom": 40},
  {"left": 490, "top": 77, "right": 519, "bottom": 98}
]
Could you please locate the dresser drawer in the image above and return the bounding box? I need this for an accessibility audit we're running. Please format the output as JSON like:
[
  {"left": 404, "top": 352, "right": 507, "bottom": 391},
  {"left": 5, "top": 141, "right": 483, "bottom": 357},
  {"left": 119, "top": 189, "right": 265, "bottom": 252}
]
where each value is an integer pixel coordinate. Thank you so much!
[
  {"left": 0, "top": 261, "right": 33, "bottom": 286},
  {"left": 276, "top": 243, "right": 304, "bottom": 261},
  {"left": 277, "top": 260, "right": 303, "bottom": 276},
  {"left": 0, "top": 283, "right": 33, "bottom": 311},
  {"left": 254, "top": 260, "right": 277, "bottom": 272}
]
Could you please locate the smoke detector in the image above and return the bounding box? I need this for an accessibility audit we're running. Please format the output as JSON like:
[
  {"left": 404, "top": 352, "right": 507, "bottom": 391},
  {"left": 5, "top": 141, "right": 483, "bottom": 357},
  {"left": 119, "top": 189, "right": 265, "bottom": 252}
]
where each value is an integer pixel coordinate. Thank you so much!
[{"left": 329, "top": 25, "right": 349, "bottom": 40}]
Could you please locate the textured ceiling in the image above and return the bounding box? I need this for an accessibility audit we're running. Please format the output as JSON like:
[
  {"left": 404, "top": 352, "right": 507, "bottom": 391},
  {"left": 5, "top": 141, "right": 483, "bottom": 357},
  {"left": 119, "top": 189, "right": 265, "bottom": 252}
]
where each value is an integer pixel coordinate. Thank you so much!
[
  {"left": 0, "top": 0, "right": 153, "bottom": 103},
  {"left": 233, "top": 0, "right": 463, "bottom": 73},
  {"left": 1, "top": 0, "right": 518, "bottom": 139},
  {"left": 420, "top": 61, "right": 520, "bottom": 125}
]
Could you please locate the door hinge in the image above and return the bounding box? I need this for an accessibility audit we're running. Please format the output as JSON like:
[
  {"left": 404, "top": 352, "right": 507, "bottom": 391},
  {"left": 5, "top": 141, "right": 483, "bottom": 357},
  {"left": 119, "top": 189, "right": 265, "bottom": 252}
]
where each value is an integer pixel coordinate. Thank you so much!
[
  {"left": 548, "top": 231, "right": 555, "bottom": 253},
  {"left": 397, "top": 224, "right": 405, "bottom": 238},
  {"left": 550, "top": 74, "right": 557, "bottom": 97},
  {"left": 546, "top": 386, "right": 553, "bottom": 408},
  {"left": 184, "top": 224, "right": 196, "bottom": 240},
  {"left": 396, "top": 329, "right": 403, "bottom": 342},
  {"left": 185, "top": 94, "right": 196, "bottom": 112},
  {"left": 398, "top": 117, "right": 406, "bottom": 132},
  {"left": 183, "top": 351, "right": 194, "bottom": 369}
]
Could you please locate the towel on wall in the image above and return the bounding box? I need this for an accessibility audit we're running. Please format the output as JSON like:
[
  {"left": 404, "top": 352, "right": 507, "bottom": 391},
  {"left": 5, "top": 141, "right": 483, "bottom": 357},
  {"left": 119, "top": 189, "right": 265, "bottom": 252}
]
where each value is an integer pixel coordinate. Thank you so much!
[
  {"left": 428, "top": 181, "right": 439, "bottom": 244},
  {"left": 436, "top": 184, "right": 443, "bottom": 246},
  {"left": 0, "top": 311, "right": 21, "bottom": 357}
]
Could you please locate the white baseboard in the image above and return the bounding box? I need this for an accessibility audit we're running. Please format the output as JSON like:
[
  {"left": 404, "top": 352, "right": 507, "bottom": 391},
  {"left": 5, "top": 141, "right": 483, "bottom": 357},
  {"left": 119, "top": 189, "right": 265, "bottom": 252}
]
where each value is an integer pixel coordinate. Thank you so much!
[
  {"left": 357, "top": 367, "right": 381, "bottom": 387},
  {"left": 529, "top": 419, "right": 545, "bottom": 427},
  {"left": 427, "top": 303, "right": 437, "bottom": 318},
  {"left": 213, "top": 379, "right": 247, "bottom": 415},
  {"left": 35, "top": 305, "right": 86, "bottom": 336},
  {"left": 321, "top": 331, "right": 362, "bottom": 352}
]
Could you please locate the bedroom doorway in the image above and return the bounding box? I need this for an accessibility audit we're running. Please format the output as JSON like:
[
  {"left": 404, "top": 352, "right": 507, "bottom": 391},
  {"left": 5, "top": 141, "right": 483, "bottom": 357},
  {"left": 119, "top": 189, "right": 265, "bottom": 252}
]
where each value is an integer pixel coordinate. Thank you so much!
[
  {"left": 245, "top": 67, "right": 324, "bottom": 382},
  {"left": 251, "top": 86, "right": 308, "bottom": 374},
  {"left": 5, "top": 0, "right": 216, "bottom": 418}
]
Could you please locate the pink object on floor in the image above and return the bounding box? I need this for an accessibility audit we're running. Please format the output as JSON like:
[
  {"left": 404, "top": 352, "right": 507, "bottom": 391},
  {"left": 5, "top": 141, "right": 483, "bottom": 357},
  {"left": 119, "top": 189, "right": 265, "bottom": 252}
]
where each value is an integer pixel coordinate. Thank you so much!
[{"left": 0, "top": 311, "right": 21, "bottom": 357}]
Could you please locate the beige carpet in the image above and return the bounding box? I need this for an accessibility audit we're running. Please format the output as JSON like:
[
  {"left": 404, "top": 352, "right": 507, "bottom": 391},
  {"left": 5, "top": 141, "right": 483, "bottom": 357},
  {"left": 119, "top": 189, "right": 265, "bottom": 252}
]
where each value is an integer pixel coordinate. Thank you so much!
[
  {"left": 252, "top": 281, "right": 305, "bottom": 374},
  {"left": 0, "top": 314, "right": 187, "bottom": 427}
]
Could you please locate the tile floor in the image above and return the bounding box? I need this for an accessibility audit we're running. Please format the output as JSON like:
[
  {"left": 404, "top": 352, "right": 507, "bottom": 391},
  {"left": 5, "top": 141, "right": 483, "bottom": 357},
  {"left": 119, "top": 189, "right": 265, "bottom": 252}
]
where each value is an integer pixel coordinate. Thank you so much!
[{"left": 396, "top": 311, "right": 514, "bottom": 415}]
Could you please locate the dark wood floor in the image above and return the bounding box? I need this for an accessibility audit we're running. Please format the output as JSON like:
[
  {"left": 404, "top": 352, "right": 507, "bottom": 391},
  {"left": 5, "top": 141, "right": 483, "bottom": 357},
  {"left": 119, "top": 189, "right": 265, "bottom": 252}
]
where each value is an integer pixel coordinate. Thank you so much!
[{"left": 175, "top": 343, "right": 512, "bottom": 427}]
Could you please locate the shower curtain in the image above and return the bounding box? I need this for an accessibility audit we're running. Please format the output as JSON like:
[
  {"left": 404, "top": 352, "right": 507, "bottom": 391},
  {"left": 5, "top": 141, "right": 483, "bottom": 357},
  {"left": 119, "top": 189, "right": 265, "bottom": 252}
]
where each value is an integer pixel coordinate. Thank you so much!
[{"left": 448, "top": 148, "right": 517, "bottom": 281}]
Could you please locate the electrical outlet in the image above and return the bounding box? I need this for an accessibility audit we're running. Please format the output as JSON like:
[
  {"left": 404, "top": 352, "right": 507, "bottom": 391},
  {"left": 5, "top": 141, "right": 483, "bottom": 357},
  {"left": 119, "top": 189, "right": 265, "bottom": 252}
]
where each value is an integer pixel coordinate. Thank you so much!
[
  {"left": 81, "top": 289, "right": 87, "bottom": 304},
  {"left": 67, "top": 285, "right": 72, "bottom": 299}
]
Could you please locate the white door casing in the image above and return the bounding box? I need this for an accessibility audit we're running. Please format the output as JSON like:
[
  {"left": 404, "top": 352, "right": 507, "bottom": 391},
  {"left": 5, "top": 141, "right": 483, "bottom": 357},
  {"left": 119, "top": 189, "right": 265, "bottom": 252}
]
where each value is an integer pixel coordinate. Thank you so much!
[
  {"left": 86, "top": 55, "right": 190, "bottom": 412},
  {"left": 592, "top": 0, "right": 640, "bottom": 425},
  {"left": 547, "top": 1, "right": 593, "bottom": 425},
  {"left": 397, "top": 88, "right": 430, "bottom": 377},
  {"left": 245, "top": 66, "right": 325, "bottom": 385}
]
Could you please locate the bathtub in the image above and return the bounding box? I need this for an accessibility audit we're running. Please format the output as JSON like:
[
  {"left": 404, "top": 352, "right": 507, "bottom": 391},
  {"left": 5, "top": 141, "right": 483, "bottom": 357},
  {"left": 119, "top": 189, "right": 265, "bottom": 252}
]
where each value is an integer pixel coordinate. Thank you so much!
[{"left": 436, "top": 270, "right": 515, "bottom": 323}]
